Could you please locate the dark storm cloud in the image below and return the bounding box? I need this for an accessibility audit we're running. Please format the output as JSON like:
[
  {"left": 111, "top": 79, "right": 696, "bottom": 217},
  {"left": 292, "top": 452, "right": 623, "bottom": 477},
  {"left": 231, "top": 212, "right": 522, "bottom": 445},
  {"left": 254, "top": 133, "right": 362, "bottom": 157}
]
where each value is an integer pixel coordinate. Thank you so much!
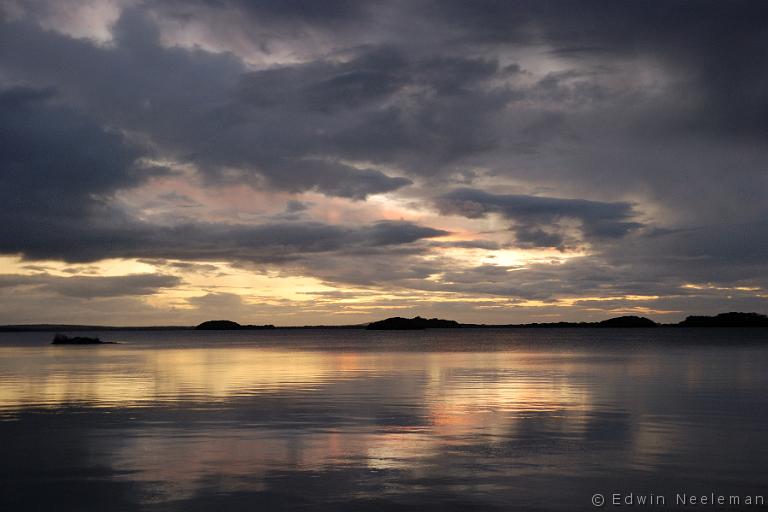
[
  {"left": 436, "top": 0, "right": 768, "bottom": 136},
  {"left": 0, "top": 12, "right": 414, "bottom": 199},
  {"left": 223, "top": 43, "right": 512, "bottom": 179},
  {"left": 0, "top": 37, "right": 443, "bottom": 265},
  {"left": 0, "top": 82, "right": 444, "bottom": 263},
  {"left": 155, "top": 0, "right": 768, "bottom": 141},
  {"left": 437, "top": 188, "right": 642, "bottom": 248},
  {"left": 0, "top": 8, "right": 524, "bottom": 192},
  {"left": 238, "top": 46, "right": 503, "bottom": 111},
  {"left": 0, "top": 86, "right": 442, "bottom": 267},
  {"left": 600, "top": 221, "right": 768, "bottom": 289},
  {"left": 0, "top": 85, "right": 149, "bottom": 206},
  {"left": 2, "top": 213, "right": 447, "bottom": 264},
  {"left": 0, "top": 84, "right": 164, "bottom": 260}
]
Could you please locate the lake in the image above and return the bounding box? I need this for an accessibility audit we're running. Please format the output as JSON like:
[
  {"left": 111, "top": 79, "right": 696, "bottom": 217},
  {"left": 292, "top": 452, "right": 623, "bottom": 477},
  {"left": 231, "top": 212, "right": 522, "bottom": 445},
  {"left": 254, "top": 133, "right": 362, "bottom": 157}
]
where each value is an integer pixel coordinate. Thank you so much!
[{"left": 1, "top": 328, "right": 767, "bottom": 511}]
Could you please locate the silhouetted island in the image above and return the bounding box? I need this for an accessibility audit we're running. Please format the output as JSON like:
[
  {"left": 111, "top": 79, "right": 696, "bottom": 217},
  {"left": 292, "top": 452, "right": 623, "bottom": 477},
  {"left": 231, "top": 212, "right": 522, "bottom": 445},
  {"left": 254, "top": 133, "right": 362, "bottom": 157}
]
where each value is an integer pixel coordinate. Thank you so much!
[
  {"left": 51, "top": 334, "right": 115, "bottom": 345},
  {"left": 460, "top": 315, "right": 658, "bottom": 328},
  {"left": 366, "top": 316, "right": 462, "bottom": 330},
  {"left": 678, "top": 312, "right": 768, "bottom": 327},
  {"left": 597, "top": 316, "right": 658, "bottom": 327},
  {"left": 194, "top": 320, "right": 276, "bottom": 330}
]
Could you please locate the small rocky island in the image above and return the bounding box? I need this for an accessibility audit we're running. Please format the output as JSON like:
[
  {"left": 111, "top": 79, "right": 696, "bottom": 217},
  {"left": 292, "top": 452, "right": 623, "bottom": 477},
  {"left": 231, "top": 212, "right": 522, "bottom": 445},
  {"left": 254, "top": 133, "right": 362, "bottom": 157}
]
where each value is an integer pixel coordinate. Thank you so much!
[
  {"left": 194, "top": 320, "right": 276, "bottom": 330},
  {"left": 366, "top": 316, "right": 462, "bottom": 330},
  {"left": 51, "top": 334, "right": 114, "bottom": 345},
  {"left": 597, "top": 316, "right": 657, "bottom": 327}
]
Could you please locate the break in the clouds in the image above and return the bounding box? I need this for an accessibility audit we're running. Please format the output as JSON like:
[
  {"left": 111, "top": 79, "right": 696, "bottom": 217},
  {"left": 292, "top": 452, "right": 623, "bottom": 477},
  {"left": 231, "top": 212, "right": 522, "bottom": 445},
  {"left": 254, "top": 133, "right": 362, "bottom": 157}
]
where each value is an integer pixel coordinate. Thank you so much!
[{"left": 0, "top": 0, "right": 766, "bottom": 324}]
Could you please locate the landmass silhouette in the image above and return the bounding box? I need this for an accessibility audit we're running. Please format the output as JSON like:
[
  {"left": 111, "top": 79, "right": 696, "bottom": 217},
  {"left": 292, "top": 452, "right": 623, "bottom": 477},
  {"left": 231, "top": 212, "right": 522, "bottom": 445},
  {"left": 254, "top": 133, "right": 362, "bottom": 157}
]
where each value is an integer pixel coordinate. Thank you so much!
[
  {"left": 596, "top": 315, "right": 658, "bottom": 327},
  {"left": 194, "top": 320, "right": 276, "bottom": 330},
  {"left": 366, "top": 316, "right": 462, "bottom": 330},
  {"left": 678, "top": 312, "right": 768, "bottom": 327},
  {"left": 366, "top": 314, "right": 659, "bottom": 329},
  {"left": 4, "top": 311, "right": 767, "bottom": 332}
]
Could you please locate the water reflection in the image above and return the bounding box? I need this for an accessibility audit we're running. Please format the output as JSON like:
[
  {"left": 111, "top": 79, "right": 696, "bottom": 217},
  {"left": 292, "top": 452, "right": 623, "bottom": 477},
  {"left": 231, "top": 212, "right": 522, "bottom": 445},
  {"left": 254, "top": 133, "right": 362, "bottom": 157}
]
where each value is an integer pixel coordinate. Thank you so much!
[
  {"left": 1, "top": 330, "right": 767, "bottom": 511},
  {"left": 0, "top": 347, "right": 363, "bottom": 408}
]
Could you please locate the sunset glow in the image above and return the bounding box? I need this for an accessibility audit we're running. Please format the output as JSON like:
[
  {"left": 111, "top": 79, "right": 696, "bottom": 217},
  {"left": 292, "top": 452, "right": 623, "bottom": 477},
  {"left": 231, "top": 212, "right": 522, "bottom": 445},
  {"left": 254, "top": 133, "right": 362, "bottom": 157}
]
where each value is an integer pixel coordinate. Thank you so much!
[{"left": 1, "top": 1, "right": 766, "bottom": 325}]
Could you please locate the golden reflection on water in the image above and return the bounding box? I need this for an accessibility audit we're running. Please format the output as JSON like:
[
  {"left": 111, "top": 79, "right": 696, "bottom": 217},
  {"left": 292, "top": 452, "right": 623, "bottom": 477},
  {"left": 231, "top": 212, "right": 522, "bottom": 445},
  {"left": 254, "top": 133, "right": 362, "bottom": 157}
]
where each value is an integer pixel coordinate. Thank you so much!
[
  {"left": 0, "top": 346, "right": 349, "bottom": 408},
  {"left": 0, "top": 344, "right": 600, "bottom": 499},
  {"left": 46, "top": 348, "right": 592, "bottom": 501},
  {"left": 2, "top": 336, "right": 768, "bottom": 509},
  {"left": 0, "top": 346, "right": 593, "bottom": 415}
]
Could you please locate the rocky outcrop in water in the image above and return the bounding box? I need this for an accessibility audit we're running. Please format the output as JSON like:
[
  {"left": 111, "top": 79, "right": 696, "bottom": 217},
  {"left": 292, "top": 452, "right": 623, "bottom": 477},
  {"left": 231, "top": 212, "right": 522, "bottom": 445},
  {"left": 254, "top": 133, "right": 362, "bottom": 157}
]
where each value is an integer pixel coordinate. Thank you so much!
[{"left": 51, "top": 334, "right": 113, "bottom": 345}]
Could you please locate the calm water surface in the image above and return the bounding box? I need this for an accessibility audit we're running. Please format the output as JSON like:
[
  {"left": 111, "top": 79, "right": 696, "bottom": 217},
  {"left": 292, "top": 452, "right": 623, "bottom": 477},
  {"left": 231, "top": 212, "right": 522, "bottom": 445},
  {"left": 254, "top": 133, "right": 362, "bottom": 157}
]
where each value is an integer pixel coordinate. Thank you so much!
[{"left": 1, "top": 328, "right": 767, "bottom": 511}]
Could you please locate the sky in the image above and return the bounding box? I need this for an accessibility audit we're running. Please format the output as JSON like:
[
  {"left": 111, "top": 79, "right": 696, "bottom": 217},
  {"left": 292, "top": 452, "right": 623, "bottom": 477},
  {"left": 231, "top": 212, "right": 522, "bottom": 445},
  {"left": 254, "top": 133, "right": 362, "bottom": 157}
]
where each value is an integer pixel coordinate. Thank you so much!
[{"left": 1, "top": 0, "right": 767, "bottom": 326}]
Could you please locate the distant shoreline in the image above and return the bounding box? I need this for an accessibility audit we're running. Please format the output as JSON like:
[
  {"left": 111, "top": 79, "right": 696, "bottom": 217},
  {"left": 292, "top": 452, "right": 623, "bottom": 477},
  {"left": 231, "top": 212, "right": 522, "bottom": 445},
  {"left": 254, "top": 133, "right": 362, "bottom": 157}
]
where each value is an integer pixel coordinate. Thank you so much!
[
  {"left": 2, "top": 325, "right": 766, "bottom": 332},
  {"left": 2, "top": 312, "right": 767, "bottom": 332}
]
